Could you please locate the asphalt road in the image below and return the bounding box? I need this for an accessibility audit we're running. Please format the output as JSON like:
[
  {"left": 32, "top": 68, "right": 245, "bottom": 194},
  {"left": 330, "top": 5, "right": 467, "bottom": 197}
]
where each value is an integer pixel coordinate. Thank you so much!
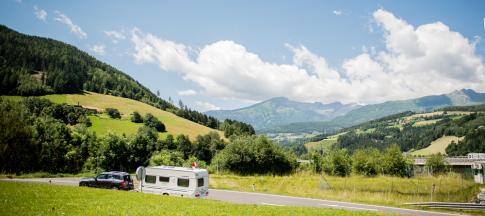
[{"left": 1, "top": 178, "right": 465, "bottom": 216}]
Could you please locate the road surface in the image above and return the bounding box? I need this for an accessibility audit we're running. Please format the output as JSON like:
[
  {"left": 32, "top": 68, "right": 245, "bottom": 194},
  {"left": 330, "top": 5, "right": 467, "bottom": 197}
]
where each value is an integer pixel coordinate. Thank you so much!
[{"left": 1, "top": 178, "right": 465, "bottom": 216}]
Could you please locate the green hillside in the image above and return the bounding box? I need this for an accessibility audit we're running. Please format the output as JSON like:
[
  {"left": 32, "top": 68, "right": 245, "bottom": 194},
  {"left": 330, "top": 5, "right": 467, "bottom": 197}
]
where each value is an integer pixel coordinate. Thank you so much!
[
  {"left": 329, "top": 108, "right": 485, "bottom": 156},
  {"left": 0, "top": 25, "right": 219, "bottom": 130},
  {"left": 2, "top": 92, "right": 224, "bottom": 140}
]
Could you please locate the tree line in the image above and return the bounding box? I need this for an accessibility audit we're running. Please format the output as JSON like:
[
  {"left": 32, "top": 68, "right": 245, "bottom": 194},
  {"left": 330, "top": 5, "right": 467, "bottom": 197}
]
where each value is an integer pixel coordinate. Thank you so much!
[{"left": 0, "top": 97, "right": 293, "bottom": 175}]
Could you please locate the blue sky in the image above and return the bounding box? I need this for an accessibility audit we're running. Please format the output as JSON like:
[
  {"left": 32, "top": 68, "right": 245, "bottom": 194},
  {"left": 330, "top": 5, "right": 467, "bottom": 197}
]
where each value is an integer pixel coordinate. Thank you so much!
[{"left": 1, "top": 0, "right": 485, "bottom": 111}]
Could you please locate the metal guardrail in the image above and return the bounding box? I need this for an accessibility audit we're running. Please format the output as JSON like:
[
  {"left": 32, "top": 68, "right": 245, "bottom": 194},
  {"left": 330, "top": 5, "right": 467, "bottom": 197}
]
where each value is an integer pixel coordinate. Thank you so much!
[{"left": 406, "top": 202, "right": 485, "bottom": 210}]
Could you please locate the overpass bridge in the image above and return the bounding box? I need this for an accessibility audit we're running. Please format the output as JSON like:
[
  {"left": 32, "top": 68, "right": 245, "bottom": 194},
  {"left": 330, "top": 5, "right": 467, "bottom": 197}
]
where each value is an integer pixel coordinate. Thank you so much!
[{"left": 413, "top": 153, "right": 485, "bottom": 184}]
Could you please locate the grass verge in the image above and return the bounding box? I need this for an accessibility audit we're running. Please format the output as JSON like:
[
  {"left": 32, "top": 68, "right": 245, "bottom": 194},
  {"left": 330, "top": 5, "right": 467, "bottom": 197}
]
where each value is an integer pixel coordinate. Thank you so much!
[{"left": 0, "top": 181, "right": 386, "bottom": 216}]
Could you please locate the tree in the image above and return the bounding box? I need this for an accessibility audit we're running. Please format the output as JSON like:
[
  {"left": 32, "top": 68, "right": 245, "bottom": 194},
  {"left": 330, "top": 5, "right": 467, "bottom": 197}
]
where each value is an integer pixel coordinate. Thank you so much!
[
  {"left": 130, "top": 111, "right": 143, "bottom": 123},
  {"left": 426, "top": 153, "right": 447, "bottom": 175},
  {"left": 100, "top": 133, "right": 130, "bottom": 171},
  {"left": 176, "top": 134, "right": 192, "bottom": 160},
  {"left": 105, "top": 108, "right": 121, "bottom": 119},
  {"left": 143, "top": 113, "right": 165, "bottom": 132},
  {"left": 128, "top": 126, "right": 158, "bottom": 171},
  {"left": 323, "top": 148, "right": 352, "bottom": 177}
]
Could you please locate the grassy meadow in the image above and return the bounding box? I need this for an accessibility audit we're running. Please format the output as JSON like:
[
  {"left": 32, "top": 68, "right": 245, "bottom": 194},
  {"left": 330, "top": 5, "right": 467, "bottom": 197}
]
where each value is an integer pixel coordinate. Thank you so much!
[
  {"left": 0, "top": 181, "right": 385, "bottom": 216},
  {"left": 1, "top": 92, "right": 224, "bottom": 140},
  {"left": 210, "top": 172, "right": 480, "bottom": 207},
  {"left": 412, "top": 136, "right": 464, "bottom": 156}
]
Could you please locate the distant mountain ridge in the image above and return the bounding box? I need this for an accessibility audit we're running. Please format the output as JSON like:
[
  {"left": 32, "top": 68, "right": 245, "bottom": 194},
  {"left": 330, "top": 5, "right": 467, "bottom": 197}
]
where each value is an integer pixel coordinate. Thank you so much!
[
  {"left": 205, "top": 97, "right": 361, "bottom": 130},
  {"left": 265, "top": 89, "right": 485, "bottom": 133}
]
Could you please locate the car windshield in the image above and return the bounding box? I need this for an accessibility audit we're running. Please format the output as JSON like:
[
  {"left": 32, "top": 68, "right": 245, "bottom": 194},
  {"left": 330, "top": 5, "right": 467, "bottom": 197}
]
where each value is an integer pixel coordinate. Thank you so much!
[{"left": 97, "top": 174, "right": 108, "bottom": 179}]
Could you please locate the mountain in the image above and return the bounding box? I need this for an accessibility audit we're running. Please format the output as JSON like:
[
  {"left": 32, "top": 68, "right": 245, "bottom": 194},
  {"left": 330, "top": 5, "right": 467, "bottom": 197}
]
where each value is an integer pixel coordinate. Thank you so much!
[
  {"left": 0, "top": 25, "right": 219, "bottom": 129},
  {"left": 206, "top": 97, "right": 360, "bottom": 130},
  {"left": 262, "top": 89, "right": 485, "bottom": 134}
]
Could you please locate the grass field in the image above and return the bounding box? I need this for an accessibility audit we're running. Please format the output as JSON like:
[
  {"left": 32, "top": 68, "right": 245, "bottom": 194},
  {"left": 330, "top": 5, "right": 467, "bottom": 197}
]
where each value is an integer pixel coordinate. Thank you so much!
[
  {"left": 411, "top": 136, "right": 464, "bottom": 156},
  {"left": 210, "top": 172, "right": 480, "bottom": 208},
  {"left": 412, "top": 119, "right": 441, "bottom": 127},
  {"left": 1, "top": 92, "right": 223, "bottom": 140},
  {"left": 0, "top": 182, "right": 385, "bottom": 216},
  {"left": 304, "top": 133, "right": 344, "bottom": 150}
]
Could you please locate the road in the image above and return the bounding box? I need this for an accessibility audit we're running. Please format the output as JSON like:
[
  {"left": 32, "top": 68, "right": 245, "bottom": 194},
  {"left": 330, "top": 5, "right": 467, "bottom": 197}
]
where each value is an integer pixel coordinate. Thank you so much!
[{"left": 1, "top": 178, "right": 465, "bottom": 216}]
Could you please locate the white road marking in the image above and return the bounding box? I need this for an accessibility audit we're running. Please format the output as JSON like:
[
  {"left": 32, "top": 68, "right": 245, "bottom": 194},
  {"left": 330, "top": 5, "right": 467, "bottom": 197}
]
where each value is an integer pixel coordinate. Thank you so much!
[
  {"left": 319, "top": 203, "right": 378, "bottom": 211},
  {"left": 261, "top": 202, "right": 285, "bottom": 207}
]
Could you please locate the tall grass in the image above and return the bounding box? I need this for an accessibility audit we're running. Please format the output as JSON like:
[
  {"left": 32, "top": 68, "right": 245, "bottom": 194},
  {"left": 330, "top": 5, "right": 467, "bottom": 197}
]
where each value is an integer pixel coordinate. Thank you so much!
[{"left": 210, "top": 172, "right": 480, "bottom": 207}]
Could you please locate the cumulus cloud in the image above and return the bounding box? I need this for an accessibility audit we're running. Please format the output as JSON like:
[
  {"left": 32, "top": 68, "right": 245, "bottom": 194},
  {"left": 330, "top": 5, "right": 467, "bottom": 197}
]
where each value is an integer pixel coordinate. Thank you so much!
[
  {"left": 104, "top": 30, "right": 126, "bottom": 44},
  {"left": 90, "top": 44, "right": 106, "bottom": 56},
  {"left": 131, "top": 9, "right": 485, "bottom": 104},
  {"left": 333, "top": 10, "right": 342, "bottom": 16},
  {"left": 33, "top": 6, "right": 47, "bottom": 22},
  {"left": 177, "top": 89, "right": 197, "bottom": 96},
  {"left": 196, "top": 101, "right": 220, "bottom": 111},
  {"left": 54, "top": 11, "right": 87, "bottom": 39}
]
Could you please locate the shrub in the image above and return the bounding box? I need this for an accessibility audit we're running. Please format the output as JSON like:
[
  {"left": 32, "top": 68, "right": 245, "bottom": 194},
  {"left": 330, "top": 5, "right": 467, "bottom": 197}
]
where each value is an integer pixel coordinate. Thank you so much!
[
  {"left": 426, "top": 153, "right": 447, "bottom": 175},
  {"left": 323, "top": 148, "right": 352, "bottom": 177},
  {"left": 352, "top": 148, "right": 381, "bottom": 176},
  {"left": 131, "top": 111, "right": 143, "bottom": 123},
  {"left": 143, "top": 113, "right": 165, "bottom": 132},
  {"left": 105, "top": 108, "right": 121, "bottom": 119}
]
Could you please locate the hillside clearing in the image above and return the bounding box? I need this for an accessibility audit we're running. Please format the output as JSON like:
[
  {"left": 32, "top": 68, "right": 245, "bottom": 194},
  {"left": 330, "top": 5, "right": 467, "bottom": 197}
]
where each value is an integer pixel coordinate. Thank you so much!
[
  {"left": 1, "top": 92, "right": 224, "bottom": 140},
  {"left": 0, "top": 182, "right": 382, "bottom": 216},
  {"left": 412, "top": 136, "right": 464, "bottom": 156}
]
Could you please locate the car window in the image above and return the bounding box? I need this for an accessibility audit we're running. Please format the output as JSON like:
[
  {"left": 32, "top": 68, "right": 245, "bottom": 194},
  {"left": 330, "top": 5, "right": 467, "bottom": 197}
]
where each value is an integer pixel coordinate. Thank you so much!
[
  {"left": 97, "top": 174, "right": 108, "bottom": 179},
  {"left": 159, "top": 176, "right": 169, "bottom": 183},
  {"left": 197, "top": 178, "right": 204, "bottom": 187},
  {"left": 145, "top": 175, "right": 156, "bottom": 184},
  {"left": 111, "top": 175, "right": 122, "bottom": 180},
  {"left": 177, "top": 178, "right": 189, "bottom": 187},
  {"left": 123, "top": 175, "right": 131, "bottom": 181}
]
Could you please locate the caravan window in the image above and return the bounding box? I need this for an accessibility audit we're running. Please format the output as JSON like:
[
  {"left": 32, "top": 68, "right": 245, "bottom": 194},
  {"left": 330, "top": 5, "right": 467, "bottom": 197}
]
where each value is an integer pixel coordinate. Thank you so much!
[
  {"left": 145, "top": 175, "right": 156, "bottom": 184},
  {"left": 159, "top": 176, "right": 169, "bottom": 183},
  {"left": 177, "top": 178, "right": 189, "bottom": 187},
  {"left": 197, "top": 178, "right": 204, "bottom": 187}
]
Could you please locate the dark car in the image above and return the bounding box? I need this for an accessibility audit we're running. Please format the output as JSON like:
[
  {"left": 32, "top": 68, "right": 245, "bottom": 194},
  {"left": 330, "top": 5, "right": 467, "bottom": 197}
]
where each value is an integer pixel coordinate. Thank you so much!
[{"left": 79, "top": 171, "right": 134, "bottom": 190}]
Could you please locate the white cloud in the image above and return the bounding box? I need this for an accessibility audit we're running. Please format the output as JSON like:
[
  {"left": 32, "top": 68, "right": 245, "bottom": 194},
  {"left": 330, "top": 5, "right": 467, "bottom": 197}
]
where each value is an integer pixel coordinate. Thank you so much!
[
  {"left": 177, "top": 89, "right": 197, "bottom": 96},
  {"left": 333, "top": 10, "right": 342, "bottom": 16},
  {"left": 33, "top": 6, "right": 47, "bottom": 22},
  {"left": 90, "top": 44, "right": 106, "bottom": 56},
  {"left": 104, "top": 30, "right": 126, "bottom": 44},
  {"left": 130, "top": 9, "right": 485, "bottom": 104},
  {"left": 196, "top": 101, "right": 220, "bottom": 111},
  {"left": 54, "top": 11, "right": 87, "bottom": 39}
]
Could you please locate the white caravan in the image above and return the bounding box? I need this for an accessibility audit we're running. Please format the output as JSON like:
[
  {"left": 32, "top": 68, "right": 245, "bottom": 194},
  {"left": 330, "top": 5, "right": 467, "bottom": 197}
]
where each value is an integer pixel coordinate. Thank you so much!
[{"left": 139, "top": 166, "right": 209, "bottom": 198}]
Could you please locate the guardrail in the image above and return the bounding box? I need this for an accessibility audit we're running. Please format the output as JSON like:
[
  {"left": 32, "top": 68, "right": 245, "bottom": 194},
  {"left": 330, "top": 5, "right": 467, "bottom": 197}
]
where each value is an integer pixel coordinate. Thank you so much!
[{"left": 405, "top": 202, "right": 485, "bottom": 210}]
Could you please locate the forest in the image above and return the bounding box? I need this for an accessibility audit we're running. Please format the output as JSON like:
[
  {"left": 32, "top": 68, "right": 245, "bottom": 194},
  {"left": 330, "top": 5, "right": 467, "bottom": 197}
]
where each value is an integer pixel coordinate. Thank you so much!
[{"left": 0, "top": 25, "right": 219, "bottom": 129}]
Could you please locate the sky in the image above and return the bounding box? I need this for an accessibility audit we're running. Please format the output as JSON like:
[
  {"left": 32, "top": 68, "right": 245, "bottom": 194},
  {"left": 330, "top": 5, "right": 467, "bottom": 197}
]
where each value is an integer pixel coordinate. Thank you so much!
[{"left": 1, "top": 0, "right": 485, "bottom": 111}]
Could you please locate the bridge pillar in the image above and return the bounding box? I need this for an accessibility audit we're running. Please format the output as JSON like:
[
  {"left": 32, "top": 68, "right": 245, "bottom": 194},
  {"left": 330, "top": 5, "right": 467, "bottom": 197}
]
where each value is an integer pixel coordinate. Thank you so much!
[{"left": 472, "top": 162, "right": 484, "bottom": 184}]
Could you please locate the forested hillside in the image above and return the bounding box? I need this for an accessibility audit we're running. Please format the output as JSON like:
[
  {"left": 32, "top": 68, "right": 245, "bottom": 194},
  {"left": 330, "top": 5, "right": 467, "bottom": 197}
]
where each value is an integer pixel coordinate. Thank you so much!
[
  {"left": 324, "top": 108, "right": 485, "bottom": 156},
  {"left": 0, "top": 25, "right": 218, "bottom": 129}
]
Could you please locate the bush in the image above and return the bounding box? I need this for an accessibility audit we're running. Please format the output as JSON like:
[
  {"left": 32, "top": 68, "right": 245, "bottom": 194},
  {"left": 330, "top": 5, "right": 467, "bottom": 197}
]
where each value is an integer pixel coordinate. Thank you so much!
[
  {"left": 105, "top": 108, "right": 121, "bottom": 119},
  {"left": 323, "top": 149, "right": 352, "bottom": 177},
  {"left": 131, "top": 111, "right": 143, "bottom": 123},
  {"left": 143, "top": 113, "right": 165, "bottom": 132},
  {"left": 214, "top": 135, "right": 297, "bottom": 175},
  {"left": 352, "top": 148, "right": 381, "bottom": 176},
  {"left": 382, "top": 144, "right": 412, "bottom": 177},
  {"left": 149, "top": 150, "right": 184, "bottom": 167}
]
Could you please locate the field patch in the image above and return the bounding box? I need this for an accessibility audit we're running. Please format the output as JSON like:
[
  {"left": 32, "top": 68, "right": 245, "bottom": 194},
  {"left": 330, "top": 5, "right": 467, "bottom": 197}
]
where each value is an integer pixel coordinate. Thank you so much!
[{"left": 412, "top": 136, "right": 464, "bottom": 156}]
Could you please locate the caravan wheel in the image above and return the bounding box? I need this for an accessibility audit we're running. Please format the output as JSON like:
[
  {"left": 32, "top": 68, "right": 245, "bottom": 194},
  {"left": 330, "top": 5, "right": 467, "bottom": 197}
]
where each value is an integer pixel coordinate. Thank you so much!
[{"left": 162, "top": 193, "right": 169, "bottom": 196}]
